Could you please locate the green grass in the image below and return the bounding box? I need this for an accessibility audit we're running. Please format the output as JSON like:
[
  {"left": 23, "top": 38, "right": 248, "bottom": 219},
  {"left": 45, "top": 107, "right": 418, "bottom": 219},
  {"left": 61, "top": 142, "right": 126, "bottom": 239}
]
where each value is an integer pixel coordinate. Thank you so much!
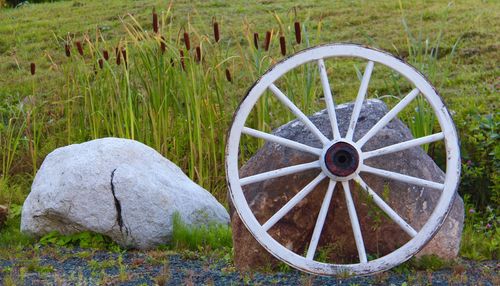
[
  {"left": 0, "top": 0, "right": 497, "bottom": 204},
  {"left": 0, "top": 0, "right": 498, "bottom": 267},
  {"left": 170, "top": 212, "right": 232, "bottom": 251}
]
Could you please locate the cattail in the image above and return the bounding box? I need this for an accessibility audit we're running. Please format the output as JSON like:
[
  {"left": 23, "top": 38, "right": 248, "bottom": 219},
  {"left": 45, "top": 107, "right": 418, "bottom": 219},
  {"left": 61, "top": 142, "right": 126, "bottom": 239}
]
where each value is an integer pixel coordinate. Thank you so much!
[
  {"left": 170, "top": 58, "right": 175, "bottom": 67},
  {"left": 264, "top": 31, "right": 271, "bottom": 51},
  {"left": 294, "top": 21, "right": 302, "bottom": 44},
  {"left": 98, "top": 59, "right": 104, "bottom": 69},
  {"left": 213, "top": 21, "right": 220, "bottom": 43},
  {"left": 76, "top": 41, "right": 84, "bottom": 56},
  {"left": 152, "top": 8, "right": 159, "bottom": 34},
  {"left": 253, "top": 33, "right": 259, "bottom": 49},
  {"left": 30, "top": 63, "right": 36, "bottom": 75},
  {"left": 179, "top": 50, "right": 185, "bottom": 70},
  {"left": 225, "top": 68, "right": 232, "bottom": 83},
  {"left": 121, "top": 49, "right": 127, "bottom": 67},
  {"left": 103, "top": 50, "right": 109, "bottom": 61},
  {"left": 183, "top": 32, "right": 191, "bottom": 50},
  {"left": 195, "top": 46, "right": 201, "bottom": 62},
  {"left": 160, "top": 36, "right": 166, "bottom": 54},
  {"left": 64, "top": 44, "right": 71, "bottom": 57},
  {"left": 116, "top": 47, "right": 121, "bottom": 65},
  {"left": 279, "top": 36, "right": 286, "bottom": 56}
]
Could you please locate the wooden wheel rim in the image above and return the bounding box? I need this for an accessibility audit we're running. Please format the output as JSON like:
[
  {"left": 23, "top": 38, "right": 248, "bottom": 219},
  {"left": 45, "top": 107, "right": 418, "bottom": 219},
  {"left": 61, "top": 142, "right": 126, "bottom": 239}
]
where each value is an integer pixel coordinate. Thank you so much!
[{"left": 225, "top": 44, "right": 460, "bottom": 276}]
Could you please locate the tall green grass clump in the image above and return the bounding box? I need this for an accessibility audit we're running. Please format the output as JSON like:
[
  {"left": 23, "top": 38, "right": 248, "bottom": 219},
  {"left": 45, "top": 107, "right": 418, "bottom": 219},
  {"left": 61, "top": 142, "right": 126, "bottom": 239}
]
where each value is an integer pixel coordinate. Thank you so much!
[
  {"left": 170, "top": 212, "right": 232, "bottom": 251},
  {"left": 57, "top": 9, "right": 317, "bottom": 202}
]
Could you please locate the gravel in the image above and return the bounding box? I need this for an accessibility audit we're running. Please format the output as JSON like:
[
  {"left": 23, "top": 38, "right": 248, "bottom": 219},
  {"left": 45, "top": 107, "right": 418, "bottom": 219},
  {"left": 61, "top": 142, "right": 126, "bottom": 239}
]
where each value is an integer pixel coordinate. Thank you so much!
[{"left": 0, "top": 247, "right": 498, "bottom": 285}]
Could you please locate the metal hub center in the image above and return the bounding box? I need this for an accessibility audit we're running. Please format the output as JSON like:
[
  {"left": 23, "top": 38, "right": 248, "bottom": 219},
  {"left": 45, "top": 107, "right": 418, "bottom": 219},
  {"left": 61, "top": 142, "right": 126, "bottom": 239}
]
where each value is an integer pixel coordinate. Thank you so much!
[{"left": 324, "top": 142, "right": 360, "bottom": 177}]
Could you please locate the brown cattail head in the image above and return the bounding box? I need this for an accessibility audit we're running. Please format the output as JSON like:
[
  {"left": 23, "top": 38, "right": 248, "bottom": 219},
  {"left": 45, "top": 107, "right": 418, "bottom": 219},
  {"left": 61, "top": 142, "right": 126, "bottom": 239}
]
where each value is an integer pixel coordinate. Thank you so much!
[
  {"left": 253, "top": 33, "right": 259, "bottom": 50},
  {"left": 160, "top": 36, "right": 166, "bottom": 54},
  {"left": 213, "top": 22, "right": 220, "bottom": 43},
  {"left": 152, "top": 8, "right": 159, "bottom": 34},
  {"left": 183, "top": 32, "right": 191, "bottom": 50},
  {"left": 179, "top": 49, "right": 185, "bottom": 70},
  {"left": 30, "top": 62, "right": 36, "bottom": 75},
  {"left": 225, "top": 68, "right": 232, "bottom": 83},
  {"left": 98, "top": 59, "right": 104, "bottom": 69},
  {"left": 116, "top": 47, "right": 121, "bottom": 65},
  {"left": 264, "top": 31, "right": 271, "bottom": 51},
  {"left": 121, "top": 49, "right": 127, "bottom": 67},
  {"left": 64, "top": 44, "right": 71, "bottom": 57},
  {"left": 76, "top": 41, "right": 84, "bottom": 56},
  {"left": 103, "top": 50, "right": 109, "bottom": 61},
  {"left": 294, "top": 21, "right": 302, "bottom": 44},
  {"left": 279, "top": 36, "right": 286, "bottom": 56},
  {"left": 195, "top": 46, "right": 201, "bottom": 62}
]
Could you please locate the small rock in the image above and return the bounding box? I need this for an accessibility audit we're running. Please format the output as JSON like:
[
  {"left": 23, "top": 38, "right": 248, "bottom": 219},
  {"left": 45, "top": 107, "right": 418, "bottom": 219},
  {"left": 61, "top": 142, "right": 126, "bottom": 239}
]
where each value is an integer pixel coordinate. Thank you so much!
[
  {"left": 230, "top": 99, "right": 464, "bottom": 270},
  {"left": 21, "top": 138, "right": 229, "bottom": 249}
]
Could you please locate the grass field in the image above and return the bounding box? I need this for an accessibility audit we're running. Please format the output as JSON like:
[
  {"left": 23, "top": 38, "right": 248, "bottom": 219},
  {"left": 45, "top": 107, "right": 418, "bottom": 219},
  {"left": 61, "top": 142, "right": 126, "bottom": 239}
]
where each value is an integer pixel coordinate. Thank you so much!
[
  {"left": 0, "top": 0, "right": 498, "bottom": 269},
  {"left": 1, "top": 0, "right": 498, "bottom": 105}
]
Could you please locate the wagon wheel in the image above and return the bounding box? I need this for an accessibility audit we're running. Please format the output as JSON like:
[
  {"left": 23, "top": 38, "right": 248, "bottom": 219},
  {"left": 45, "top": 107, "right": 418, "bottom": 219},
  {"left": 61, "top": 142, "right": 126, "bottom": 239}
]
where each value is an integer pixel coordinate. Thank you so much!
[{"left": 226, "top": 44, "right": 460, "bottom": 276}]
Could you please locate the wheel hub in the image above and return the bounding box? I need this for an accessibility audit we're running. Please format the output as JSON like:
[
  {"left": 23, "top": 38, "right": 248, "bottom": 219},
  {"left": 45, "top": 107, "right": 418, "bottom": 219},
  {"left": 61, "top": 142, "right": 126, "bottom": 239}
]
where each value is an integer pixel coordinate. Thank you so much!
[{"left": 321, "top": 141, "right": 361, "bottom": 179}]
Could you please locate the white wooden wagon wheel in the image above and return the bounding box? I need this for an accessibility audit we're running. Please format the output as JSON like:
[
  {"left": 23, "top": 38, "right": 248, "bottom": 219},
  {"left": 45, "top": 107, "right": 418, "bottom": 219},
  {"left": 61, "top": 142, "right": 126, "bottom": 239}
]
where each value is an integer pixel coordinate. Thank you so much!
[{"left": 226, "top": 44, "right": 460, "bottom": 276}]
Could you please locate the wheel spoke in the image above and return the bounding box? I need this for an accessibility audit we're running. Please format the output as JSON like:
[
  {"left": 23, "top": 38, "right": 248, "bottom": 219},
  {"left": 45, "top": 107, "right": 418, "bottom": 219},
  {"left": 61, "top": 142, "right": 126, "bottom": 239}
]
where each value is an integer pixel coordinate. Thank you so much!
[
  {"left": 354, "top": 176, "right": 417, "bottom": 237},
  {"left": 262, "top": 173, "right": 326, "bottom": 231},
  {"left": 361, "top": 165, "right": 444, "bottom": 190},
  {"left": 363, "top": 132, "right": 444, "bottom": 159},
  {"left": 306, "top": 180, "right": 336, "bottom": 260},
  {"left": 269, "top": 84, "right": 330, "bottom": 145},
  {"left": 342, "top": 181, "right": 367, "bottom": 264},
  {"left": 240, "top": 161, "right": 320, "bottom": 186},
  {"left": 317, "top": 59, "right": 341, "bottom": 140},
  {"left": 242, "top": 127, "right": 322, "bottom": 156},
  {"left": 346, "top": 61, "right": 374, "bottom": 141},
  {"left": 357, "top": 88, "right": 420, "bottom": 147}
]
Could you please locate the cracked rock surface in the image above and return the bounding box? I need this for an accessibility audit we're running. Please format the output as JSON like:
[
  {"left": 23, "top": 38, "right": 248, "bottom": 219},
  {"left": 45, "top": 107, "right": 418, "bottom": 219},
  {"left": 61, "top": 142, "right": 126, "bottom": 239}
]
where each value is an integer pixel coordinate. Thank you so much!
[{"left": 21, "top": 138, "right": 229, "bottom": 249}]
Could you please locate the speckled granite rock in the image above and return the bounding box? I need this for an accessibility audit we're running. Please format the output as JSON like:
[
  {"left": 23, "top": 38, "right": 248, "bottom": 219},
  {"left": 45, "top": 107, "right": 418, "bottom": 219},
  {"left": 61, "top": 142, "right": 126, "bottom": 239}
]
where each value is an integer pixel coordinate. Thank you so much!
[{"left": 230, "top": 99, "right": 464, "bottom": 270}]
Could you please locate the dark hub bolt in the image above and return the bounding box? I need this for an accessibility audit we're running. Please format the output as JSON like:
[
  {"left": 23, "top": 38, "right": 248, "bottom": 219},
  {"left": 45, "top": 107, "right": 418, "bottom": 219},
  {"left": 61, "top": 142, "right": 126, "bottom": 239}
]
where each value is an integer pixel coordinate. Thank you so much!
[{"left": 324, "top": 142, "right": 359, "bottom": 177}]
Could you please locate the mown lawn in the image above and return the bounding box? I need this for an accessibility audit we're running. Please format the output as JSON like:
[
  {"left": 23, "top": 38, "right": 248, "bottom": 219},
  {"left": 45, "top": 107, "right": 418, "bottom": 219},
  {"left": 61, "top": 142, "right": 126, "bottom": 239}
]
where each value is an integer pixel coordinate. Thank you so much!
[
  {"left": 1, "top": 0, "right": 497, "bottom": 110},
  {"left": 0, "top": 0, "right": 498, "bottom": 280}
]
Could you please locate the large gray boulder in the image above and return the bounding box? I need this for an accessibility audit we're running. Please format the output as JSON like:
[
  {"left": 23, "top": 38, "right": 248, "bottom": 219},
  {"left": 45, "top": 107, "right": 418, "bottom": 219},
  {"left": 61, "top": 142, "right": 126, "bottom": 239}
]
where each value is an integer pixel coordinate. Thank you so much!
[
  {"left": 230, "top": 99, "right": 463, "bottom": 270},
  {"left": 21, "top": 138, "right": 229, "bottom": 249}
]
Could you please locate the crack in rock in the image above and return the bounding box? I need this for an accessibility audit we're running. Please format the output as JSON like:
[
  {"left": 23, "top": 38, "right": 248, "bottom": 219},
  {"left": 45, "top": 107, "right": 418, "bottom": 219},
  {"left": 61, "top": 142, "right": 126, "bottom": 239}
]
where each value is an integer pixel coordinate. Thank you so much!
[{"left": 110, "top": 169, "right": 128, "bottom": 237}]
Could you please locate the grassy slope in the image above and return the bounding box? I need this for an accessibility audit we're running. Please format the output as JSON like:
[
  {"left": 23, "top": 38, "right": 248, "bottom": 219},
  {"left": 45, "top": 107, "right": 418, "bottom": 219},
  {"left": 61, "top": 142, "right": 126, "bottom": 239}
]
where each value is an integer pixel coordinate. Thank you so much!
[
  {"left": 0, "top": 0, "right": 498, "bottom": 111},
  {"left": 0, "top": 0, "right": 498, "bottom": 265}
]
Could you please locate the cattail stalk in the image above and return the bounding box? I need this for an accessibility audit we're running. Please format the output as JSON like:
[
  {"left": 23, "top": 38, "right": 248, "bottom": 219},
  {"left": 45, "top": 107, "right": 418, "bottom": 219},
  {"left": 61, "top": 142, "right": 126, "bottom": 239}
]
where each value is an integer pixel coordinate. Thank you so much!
[
  {"left": 179, "top": 50, "right": 185, "bottom": 70},
  {"left": 103, "top": 50, "right": 109, "bottom": 61},
  {"left": 30, "top": 63, "right": 36, "bottom": 75},
  {"left": 195, "top": 46, "right": 201, "bottom": 62},
  {"left": 121, "top": 49, "right": 127, "bottom": 67},
  {"left": 76, "top": 41, "right": 84, "bottom": 56},
  {"left": 279, "top": 36, "right": 286, "bottom": 56},
  {"left": 253, "top": 33, "right": 259, "bottom": 50},
  {"left": 264, "top": 31, "right": 271, "bottom": 51},
  {"left": 294, "top": 21, "right": 302, "bottom": 44},
  {"left": 160, "top": 36, "right": 166, "bottom": 54},
  {"left": 116, "top": 47, "right": 121, "bottom": 65},
  {"left": 65, "top": 44, "right": 71, "bottom": 57},
  {"left": 98, "top": 59, "right": 104, "bottom": 69},
  {"left": 225, "top": 68, "right": 232, "bottom": 83},
  {"left": 183, "top": 32, "right": 191, "bottom": 50},
  {"left": 152, "top": 8, "right": 159, "bottom": 34},
  {"left": 213, "top": 21, "right": 220, "bottom": 43}
]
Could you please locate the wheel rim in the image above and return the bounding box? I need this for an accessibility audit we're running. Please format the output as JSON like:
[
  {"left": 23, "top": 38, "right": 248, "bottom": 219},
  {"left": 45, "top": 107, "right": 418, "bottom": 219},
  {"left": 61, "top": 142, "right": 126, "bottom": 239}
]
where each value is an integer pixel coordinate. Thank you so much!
[{"left": 226, "top": 44, "right": 460, "bottom": 275}]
